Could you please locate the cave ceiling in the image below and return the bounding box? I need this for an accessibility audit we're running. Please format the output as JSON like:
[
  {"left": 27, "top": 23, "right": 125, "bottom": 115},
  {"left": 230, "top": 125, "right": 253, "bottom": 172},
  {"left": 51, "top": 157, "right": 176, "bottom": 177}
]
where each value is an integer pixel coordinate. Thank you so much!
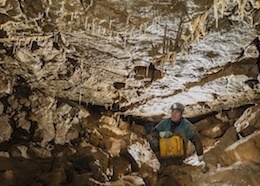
[{"left": 0, "top": 0, "right": 259, "bottom": 120}]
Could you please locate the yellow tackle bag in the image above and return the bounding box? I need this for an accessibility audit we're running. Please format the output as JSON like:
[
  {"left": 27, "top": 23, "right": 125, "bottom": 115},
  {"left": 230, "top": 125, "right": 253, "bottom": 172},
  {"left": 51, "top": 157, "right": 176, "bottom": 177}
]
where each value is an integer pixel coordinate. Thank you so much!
[{"left": 159, "top": 135, "right": 184, "bottom": 158}]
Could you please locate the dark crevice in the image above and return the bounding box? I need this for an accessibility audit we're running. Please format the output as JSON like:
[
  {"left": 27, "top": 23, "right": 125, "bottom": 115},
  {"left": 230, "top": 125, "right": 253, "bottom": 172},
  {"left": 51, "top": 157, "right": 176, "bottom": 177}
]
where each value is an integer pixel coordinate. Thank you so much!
[
  {"left": 0, "top": 29, "right": 7, "bottom": 38},
  {"left": 14, "top": 76, "right": 32, "bottom": 98}
]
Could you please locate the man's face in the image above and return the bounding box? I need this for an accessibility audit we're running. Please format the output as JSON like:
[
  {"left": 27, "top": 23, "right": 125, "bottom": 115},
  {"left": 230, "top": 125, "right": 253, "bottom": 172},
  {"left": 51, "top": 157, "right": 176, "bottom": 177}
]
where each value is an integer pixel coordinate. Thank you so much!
[{"left": 171, "top": 109, "right": 182, "bottom": 122}]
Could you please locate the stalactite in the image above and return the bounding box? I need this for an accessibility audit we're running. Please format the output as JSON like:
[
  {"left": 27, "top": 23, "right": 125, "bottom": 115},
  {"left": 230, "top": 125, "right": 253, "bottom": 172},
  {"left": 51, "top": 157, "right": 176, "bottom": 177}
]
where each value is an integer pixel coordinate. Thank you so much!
[
  {"left": 241, "top": 0, "right": 249, "bottom": 19},
  {"left": 143, "top": 22, "right": 148, "bottom": 34},
  {"left": 199, "top": 11, "right": 209, "bottom": 37},
  {"left": 92, "top": 18, "right": 96, "bottom": 34},
  {"left": 17, "top": 38, "right": 21, "bottom": 50},
  {"left": 79, "top": 89, "right": 82, "bottom": 105},
  {"left": 103, "top": 27, "right": 106, "bottom": 35},
  {"left": 61, "top": 1, "right": 65, "bottom": 12},
  {"left": 237, "top": 0, "right": 242, "bottom": 9},
  {"left": 126, "top": 14, "right": 131, "bottom": 27},
  {"left": 12, "top": 41, "right": 17, "bottom": 54},
  {"left": 116, "top": 114, "right": 120, "bottom": 127},
  {"left": 190, "top": 16, "right": 200, "bottom": 36},
  {"left": 195, "top": 28, "right": 200, "bottom": 42},
  {"left": 109, "top": 31, "right": 112, "bottom": 42},
  {"left": 87, "top": 24, "right": 91, "bottom": 32},
  {"left": 129, "top": 27, "right": 135, "bottom": 38},
  {"left": 146, "top": 64, "right": 149, "bottom": 77},
  {"left": 124, "top": 31, "right": 127, "bottom": 48},
  {"left": 80, "top": 59, "right": 84, "bottom": 84},
  {"left": 139, "top": 24, "right": 143, "bottom": 35},
  {"left": 85, "top": 17, "right": 89, "bottom": 30},
  {"left": 183, "top": 33, "right": 190, "bottom": 43},
  {"left": 214, "top": 0, "right": 219, "bottom": 28},
  {"left": 54, "top": 33, "right": 58, "bottom": 43},
  {"left": 71, "top": 13, "right": 74, "bottom": 21},
  {"left": 63, "top": 51, "right": 66, "bottom": 60},
  {"left": 105, "top": 103, "right": 109, "bottom": 110},
  {"left": 45, "top": 7, "right": 50, "bottom": 17},
  {"left": 115, "top": 32, "right": 119, "bottom": 43},
  {"left": 221, "top": 0, "right": 226, "bottom": 17},
  {"left": 109, "top": 19, "right": 113, "bottom": 30},
  {"left": 256, "top": 0, "right": 260, "bottom": 9},
  {"left": 185, "top": 47, "right": 189, "bottom": 59},
  {"left": 85, "top": 0, "right": 93, "bottom": 12},
  {"left": 170, "top": 51, "right": 177, "bottom": 67}
]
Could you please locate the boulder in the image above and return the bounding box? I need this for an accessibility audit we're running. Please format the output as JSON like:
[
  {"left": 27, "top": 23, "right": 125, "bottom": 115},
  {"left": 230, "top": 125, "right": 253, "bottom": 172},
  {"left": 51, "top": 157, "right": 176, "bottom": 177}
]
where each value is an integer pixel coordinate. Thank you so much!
[
  {"left": 130, "top": 122, "right": 147, "bottom": 136},
  {"left": 204, "top": 127, "right": 238, "bottom": 166},
  {"left": 234, "top": 104, "right": 260, "bottom": 136},
  {"left": 49, "top": 168, "right": 67, "bottom": 186},
  {"left": 72, "top": 172, "right": 92, "bottom": 186},
  {"left": 0, "top": 102, "right": 4, "bottom": 115},
  {"left": 99, "top": 115, "right": 117, "bottom": 126},
  {"left": 34, "top": 109, "right": 55, "bottom": 147},
  {"left": 199, "top": 116, "right": 229, "bottom": 139},
  {"left": 17, "top": 117, "right": 31, "bottom": 132},
  {"left": 89, "top": 160, "right": 109, "bottom": 182},
  {"left": 9, "top": 145, "right": 30, "bottom": 159},
  {"left": 0, "top": 151, "right": 10, "bottom": 158},
  {"left": 105, "top": 137, "right": 127, "bottom": 157},
  {"left": 0, "top": 115, "right": 12, "bottom": 143},
  {"left": 28, "top": 145, "right": 52, "bottom": 159},
  {"left": 200, "top": 122, "right": 229, "bottom": 139},
  {"left": 109, "top": 157, "right": 132, "bottom": 181},
  {"left": 2, "top": 170, "right": 15, "bottom": 186},
  {"left": 126, "top": 141, "right": 160, "bottom": 172},
  {"left": 77, "top": 108, "right": 90, "bottom": 119},
  {"left": 221, "top": 130, "right": 260, "bottom": 166},
  {"left": 194, "top": 118, "right": 212, "bottom": 132}
]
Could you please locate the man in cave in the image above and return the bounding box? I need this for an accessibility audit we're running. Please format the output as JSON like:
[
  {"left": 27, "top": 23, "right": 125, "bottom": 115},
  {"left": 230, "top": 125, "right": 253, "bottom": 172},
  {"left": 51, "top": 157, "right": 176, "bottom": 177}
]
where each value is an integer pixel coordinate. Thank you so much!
[{"left": 148, "top": 102, "right": 204, "bottom": 167}]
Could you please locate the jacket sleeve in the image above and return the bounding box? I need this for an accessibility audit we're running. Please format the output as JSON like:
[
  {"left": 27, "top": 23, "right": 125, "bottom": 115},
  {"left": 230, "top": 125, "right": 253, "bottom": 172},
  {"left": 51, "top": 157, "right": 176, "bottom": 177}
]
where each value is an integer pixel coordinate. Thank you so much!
[
  {"left": 148, "top": 127, "right": 159, "bottom": 140},
  {"left": 190, "top": 134, "right": 203, "bottom": 156}
]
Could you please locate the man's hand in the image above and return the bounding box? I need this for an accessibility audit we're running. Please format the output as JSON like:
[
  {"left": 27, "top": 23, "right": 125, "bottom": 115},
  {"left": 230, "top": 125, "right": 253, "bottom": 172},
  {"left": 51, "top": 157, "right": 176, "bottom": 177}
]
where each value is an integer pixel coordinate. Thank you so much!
[
  {"left": 198, "top": 155, "right": 209, "bottom": 173},
  {"left": 159, "top": 131, "right": 173, "bottom": 138},
  {"left": 198, "top": 155, "right": 204, "bottom": 162}
]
